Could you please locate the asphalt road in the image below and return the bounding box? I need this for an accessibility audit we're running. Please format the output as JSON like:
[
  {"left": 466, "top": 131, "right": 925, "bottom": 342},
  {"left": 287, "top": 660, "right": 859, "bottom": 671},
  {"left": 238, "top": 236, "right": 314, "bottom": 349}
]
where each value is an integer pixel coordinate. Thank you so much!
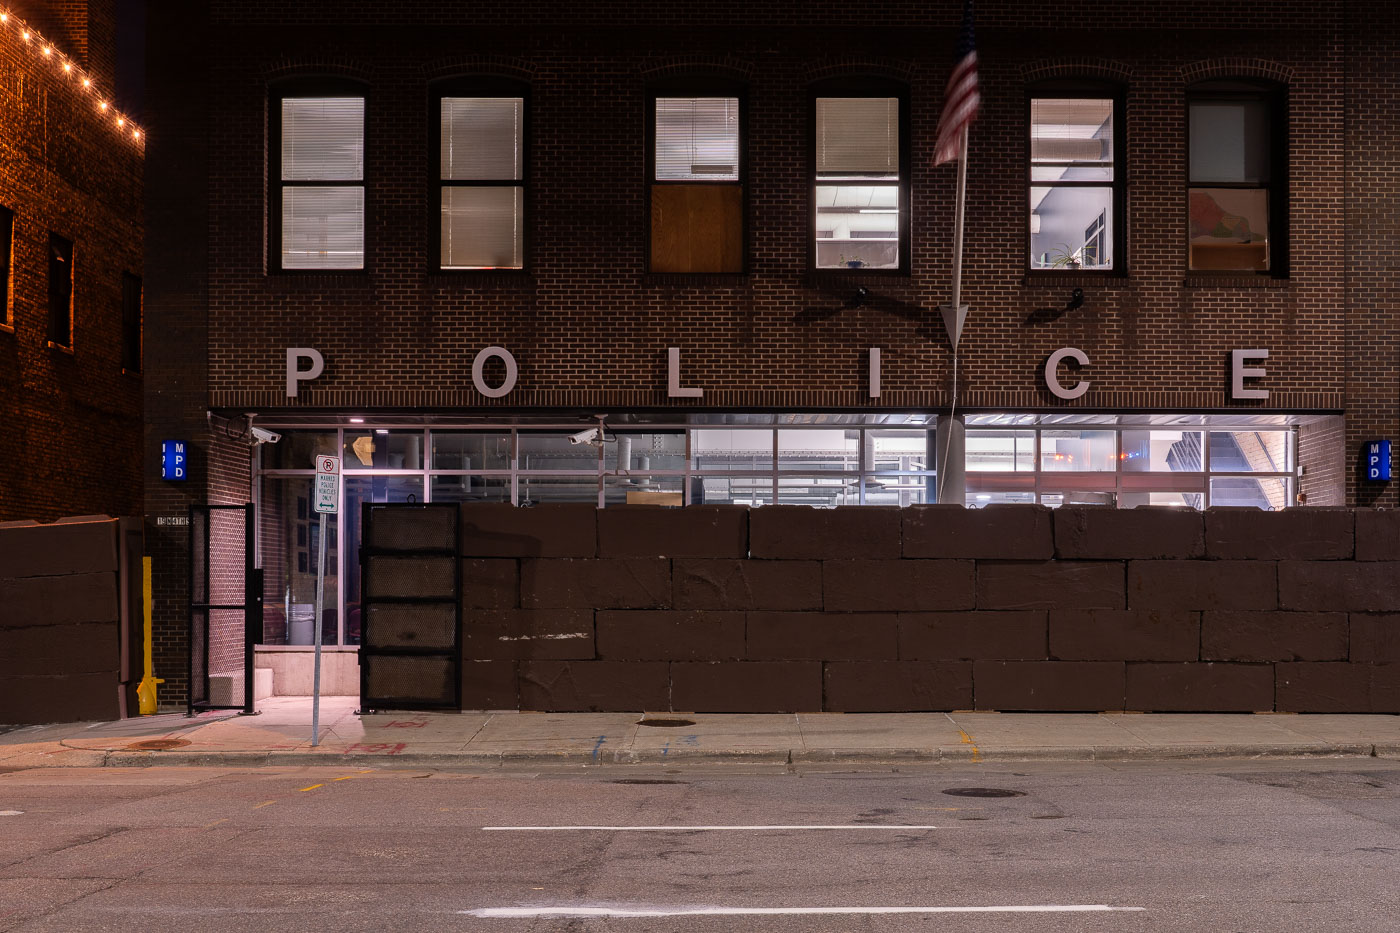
[{"left": 2, "top": 759, "right": 1398, "bottom": 931}]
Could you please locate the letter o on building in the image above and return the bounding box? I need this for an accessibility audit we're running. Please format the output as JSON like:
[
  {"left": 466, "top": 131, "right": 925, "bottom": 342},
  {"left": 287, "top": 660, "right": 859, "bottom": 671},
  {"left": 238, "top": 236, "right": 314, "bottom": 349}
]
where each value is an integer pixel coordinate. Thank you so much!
[
  {"left": 1045, "top": 347, "right": 1091, "bottom": 400},
  {"left": 472, "top": 346, "right": 518, "bottom": 399}
]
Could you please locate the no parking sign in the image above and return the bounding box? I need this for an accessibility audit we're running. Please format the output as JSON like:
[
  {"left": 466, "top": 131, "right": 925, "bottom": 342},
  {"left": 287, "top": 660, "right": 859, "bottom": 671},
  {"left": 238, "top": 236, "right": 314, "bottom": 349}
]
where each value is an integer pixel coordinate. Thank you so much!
[{"left": 314, "top": 455, "right": 340, "bottom": 513}]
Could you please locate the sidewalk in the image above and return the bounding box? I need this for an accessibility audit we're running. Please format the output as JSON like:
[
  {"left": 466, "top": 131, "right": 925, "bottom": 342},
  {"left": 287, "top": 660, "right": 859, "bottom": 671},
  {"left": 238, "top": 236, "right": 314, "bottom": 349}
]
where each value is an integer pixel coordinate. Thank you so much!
[{"left": 3, "top": 697, "right": 1399, "bottom": 771}]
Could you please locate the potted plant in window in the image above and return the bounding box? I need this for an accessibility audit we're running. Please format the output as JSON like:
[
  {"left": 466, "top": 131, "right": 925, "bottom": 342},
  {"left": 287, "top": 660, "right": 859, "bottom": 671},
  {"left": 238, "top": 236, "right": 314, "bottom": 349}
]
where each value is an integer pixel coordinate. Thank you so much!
[{"left": 1047, "top": 244, "right": 1081, "bottom": 270}]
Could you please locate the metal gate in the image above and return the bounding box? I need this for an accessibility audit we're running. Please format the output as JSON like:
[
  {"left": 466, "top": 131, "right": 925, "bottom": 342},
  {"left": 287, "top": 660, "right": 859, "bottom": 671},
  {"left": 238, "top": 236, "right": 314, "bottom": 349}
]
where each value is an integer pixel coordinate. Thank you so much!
[
  {"left": 189, "top": 504, "right": 262, "bottom": 714},
  {"left": 359, "top": 502, "right": 460, "bottom": 710}
]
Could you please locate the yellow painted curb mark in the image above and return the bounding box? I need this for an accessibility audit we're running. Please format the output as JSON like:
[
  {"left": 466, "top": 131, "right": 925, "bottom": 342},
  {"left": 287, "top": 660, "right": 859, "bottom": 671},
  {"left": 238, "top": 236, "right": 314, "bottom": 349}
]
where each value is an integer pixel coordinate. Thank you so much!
[
  {"left": 957, "top": 728, "right": 983, "bottom": 763},
  {"left": 252, "top": 800, "right": 278, "bottom": 809},
  {"left": 299, "top": 784, "right": 324, "bottom": 792},
  {"left": 204, "top": 818, "right": 229, "bottom": 828}
]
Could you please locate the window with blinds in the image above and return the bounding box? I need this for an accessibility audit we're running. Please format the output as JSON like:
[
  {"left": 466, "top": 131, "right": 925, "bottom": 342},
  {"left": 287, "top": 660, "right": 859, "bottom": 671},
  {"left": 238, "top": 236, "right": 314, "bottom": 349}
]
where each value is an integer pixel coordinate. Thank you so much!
[
  {"left": 814, "top": 96, "right": 902, "bottom": 270},
  {"left": 650, "top": 94, "right": 743, "bottom": 273},
  {"left": 279, "top": 96, "right": 364, "bottom": 270},
  {"left": 440, "top": 96, "right": 524, "bottom": 270}
]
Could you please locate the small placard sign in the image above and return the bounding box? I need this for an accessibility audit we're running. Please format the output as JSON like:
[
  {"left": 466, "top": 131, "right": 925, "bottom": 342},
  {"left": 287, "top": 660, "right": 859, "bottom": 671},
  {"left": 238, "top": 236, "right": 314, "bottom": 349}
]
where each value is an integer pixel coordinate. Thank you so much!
[
  {"left": 161, "top": 440, "right": 187, "bottom": 481},
  {"left": 1366, "top": 440, "right": 1392, "bottom": 481},
  {"left": 314, "top": 455, "right": 341, "bottom": 513}
]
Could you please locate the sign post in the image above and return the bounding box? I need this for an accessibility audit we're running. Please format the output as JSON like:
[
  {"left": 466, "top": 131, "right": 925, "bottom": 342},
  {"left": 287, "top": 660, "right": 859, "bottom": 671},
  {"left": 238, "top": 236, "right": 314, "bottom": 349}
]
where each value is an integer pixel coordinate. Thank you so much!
[{"left": 312, "top": 455, "right": 340, "bottom": 747}]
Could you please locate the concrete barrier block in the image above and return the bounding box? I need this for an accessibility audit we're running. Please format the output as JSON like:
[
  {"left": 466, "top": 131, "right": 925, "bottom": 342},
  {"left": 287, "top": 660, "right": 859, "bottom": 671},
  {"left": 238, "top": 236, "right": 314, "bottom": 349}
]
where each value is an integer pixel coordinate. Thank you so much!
[
  {"left": 598, "top": 506, "right": 748, "bottom": 558},
  {"left": 1202, "top": 611, "right": 1347, "bottom": 661},
  {"left": 460, "top": 504, "right": 596, "bottom": 558},
  {"left": 898, "top": 611, "right": 1047, "bottom": 660},
  {"left": 1206, "top": 507, "right": 1354, "bottom": 560},
  {"left": 670, "top": 661, "right": 822, "bottom": 712},
  {"left": 903, "top": 505, "right": 1054, "bottom": 560},
  {"left": 824, "top": 661, "right": 972, "bottom": 712},
  {"left": 1055, "top": 506, "right": 1204, "bottom": 559},
  {"left": 0, "top": 573, "right": 119, "bottom": 628},
  {"left": 1128, "top": 560, "right": 1277, "bottom": 610},
  {"left": 460, "top": 660, "right": 519, "bottom": 710},
  {"left": 746, "top": 611, "right": 897, "bottom": 661},
  {"left": 519, "top": 660, "right": 670, "bottom": 712},
  {"left": 823, "top": 560, "right": 974, "bottom": 611},
  {"left": 1373, "top": 665, "right": 1400, "bottom": 713},
  {"left": 1278, "top": 561, "right": 1400, "bottom": 611},
  {"left": 461, "top": 558, "right": 519, "bottom": 609},
  {"left": 1126, "top": 662, "right": 1275, "bottom": 711},
  {"left": 1050, "top": 609, "right": 1200, "bottom": 661},
  {"left": 0, "top": 672, "right": 120, "bottom": 725},
  {"left": 0, "top": 518, "right": 118, "bottom": 579},
  {"left": 673, "top": 559, "right": 821, "bottom": 610},
  {"left": 750, "top": 506, "right": 900, "bottom": 559},
  {"left": 1350, "top": 613, "right": 1400, "bottom": 663},
  {"left": 0, "top": 623, "right": 118, "bottom": 675},
  {"left": 977, "top": 561, "right": 1125, "bottom": 610},
  {"left": 596, "top": 610, "right": 746, "bottom": 661},
  {"left": 973, "top": 660, "right": 1125, "bottom": 711},
  {"left": 1355, "top": 510, "right": 1400, "bottom": 561},
  {"left": 1276, "top": 662, "right": 1373, "bottom": 713},
  {"left": 521, "top": 559, "right": 670, "bottom": 610},
  {"left": 461, "top": 609, "right": 595, "bottom": 660}
]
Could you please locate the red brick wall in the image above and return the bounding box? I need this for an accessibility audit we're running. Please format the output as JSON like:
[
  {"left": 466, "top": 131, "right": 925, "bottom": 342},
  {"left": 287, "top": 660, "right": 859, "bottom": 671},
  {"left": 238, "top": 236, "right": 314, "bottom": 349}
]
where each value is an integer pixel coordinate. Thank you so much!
[
  {"left": 452, "top": 504, "right": 1397, "bottom": 713},
  {"left": 0, "top": 0, "right": 142, "bottom": 523}
]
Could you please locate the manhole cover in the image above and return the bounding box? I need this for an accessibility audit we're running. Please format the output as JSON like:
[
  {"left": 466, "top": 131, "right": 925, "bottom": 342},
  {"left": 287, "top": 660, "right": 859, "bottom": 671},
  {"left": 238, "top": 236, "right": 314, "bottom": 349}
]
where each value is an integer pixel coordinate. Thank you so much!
[
  {"left": 636, "top": 718, "right": 696, "bottom": 728},
  {"left": 942, "top": 787, "right": 1026, "bottom": 798},
  {"left": 125, "top": 739, "right": 191, "bottom": 751},
  {"left": 611, "top": 779, "right": 687, "bottom": 785}
]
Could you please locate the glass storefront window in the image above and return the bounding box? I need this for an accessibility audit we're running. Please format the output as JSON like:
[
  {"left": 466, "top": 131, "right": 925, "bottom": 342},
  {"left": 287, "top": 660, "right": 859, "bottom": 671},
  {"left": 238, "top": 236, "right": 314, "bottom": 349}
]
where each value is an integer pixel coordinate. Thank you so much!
[
  {"left": 603, "top": 475, "right": 684, "bottom": 506},
  {"left": 693, "top": 429, "right": 774, "bottom": 471},
  {"left": 1120, "top": 430, "right": 1203, "bottom": 472},
  {"left": 777, "top": 474, "right": 859, "bottom": 506},
  {"left": 518, "top": 432, "right": 602, "bottom": 471},
  {"left": 431, "top": 431, "right": 511, "bottom": 470},
  {"left": 430, "top": 475, "right": 510, "bottom": 503},
  {"left": 262, "top": 429, "right": 338, "bottom": 471},
  {"left": 865, "top": 475, "right": 933, "bottom": 506},
  {"left": 259, "top": 476, "right": 339, "bottom": 646},
  {"left": 694, "top": 475, "right": 773, "bottom": 506},
  {"left": 1210, "top": 476, "right": 1289, "bottom": 510},
  {"left": 1209, "top": 431, "right": 1292, "bottom": 473},
  {"left": 343, "top": 429, "right": 424, "bottom": 470},
  {"left": 1040, "top": 489, "right": 1118, "bottom": 507},
  {"left": 343, "top": 475, "right": 424, "bottom": 646},
  {"left": 865, "top": 429, "right": 931, "bottom": 472},
  {"left": 966, "top": 430, "right": 1035, "bottom": 471},
  {"left": 1041, "top": 429, "right": 1115, "bottom": 471},
  {"left": 606, "top": 432, "right": 685, "bottom": 472},
  {"left": 777, "top": 429, "right": 859, "bottom": 472},
  {"left": 517, "top": 475, "right": 598, "bottom": 505},
  {"left": 969, "top": 490, "right": 1036, "bottom": 507}
]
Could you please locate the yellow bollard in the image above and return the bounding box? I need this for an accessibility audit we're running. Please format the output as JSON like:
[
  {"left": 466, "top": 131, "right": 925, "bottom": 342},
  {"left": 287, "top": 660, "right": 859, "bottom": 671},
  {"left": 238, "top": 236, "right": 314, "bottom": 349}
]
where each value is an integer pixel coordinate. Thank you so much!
[{"left": 137, "top": 557, "right": 164, "bottom": 715}]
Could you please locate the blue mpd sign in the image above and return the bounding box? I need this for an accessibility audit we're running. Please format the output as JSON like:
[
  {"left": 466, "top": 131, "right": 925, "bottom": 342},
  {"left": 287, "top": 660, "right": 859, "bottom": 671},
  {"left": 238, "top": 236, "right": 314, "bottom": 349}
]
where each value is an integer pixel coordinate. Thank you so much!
[
  {"left": 161, "top": 440, "right": 188, "bottom": 481},
  {"left": 1366, "top": 440, "right": 1392, "bottom": 481}
]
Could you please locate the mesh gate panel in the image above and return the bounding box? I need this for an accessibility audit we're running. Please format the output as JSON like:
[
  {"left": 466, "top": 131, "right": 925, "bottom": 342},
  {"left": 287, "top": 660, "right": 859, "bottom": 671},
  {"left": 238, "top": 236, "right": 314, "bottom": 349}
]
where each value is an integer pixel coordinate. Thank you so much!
[
  {"left": 189, "top": 505, "right": 258, "bottom": 713},
  {"left": 360, "top": 503, "right": 460, "bottom": 710}
]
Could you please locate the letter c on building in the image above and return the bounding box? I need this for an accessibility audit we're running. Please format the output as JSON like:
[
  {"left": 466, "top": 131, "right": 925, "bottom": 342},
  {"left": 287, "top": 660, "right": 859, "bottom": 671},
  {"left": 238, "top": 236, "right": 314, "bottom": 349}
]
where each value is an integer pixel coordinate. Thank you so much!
[
  {"left": 472, "top": 346, "right": 518, "bottom": 399},
  {"left": 1045, "top": 347, "right": 1091, "bottom": 400}
]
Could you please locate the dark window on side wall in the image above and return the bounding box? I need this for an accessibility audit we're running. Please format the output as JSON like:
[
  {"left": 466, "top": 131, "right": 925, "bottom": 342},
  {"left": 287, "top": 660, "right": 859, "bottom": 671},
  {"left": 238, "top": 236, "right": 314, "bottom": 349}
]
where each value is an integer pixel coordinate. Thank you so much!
[
  {"left": 0, "top": 206, "right": 13, "bottom": 327},
  {"left": 121, "top": 272, "right": 142, "bottom": 373},
  {"left": 272, "top": 81, "right": 365, "bottom": 270},
  {"left": 811, "top": 79, "right": 909, "bottom": 271},
  {"left": 48, "top": 233, "right": 73, "bottom": 348},
  {"left": 1028, "top": 86, "right": 1124, "bottom": 272},
  {"left": 1187, "top": 81, "right": 1287, "bottom": 275},
  {"left": 433, "top": 78, "right": 526, "bottom": 270},
  {"left": 649, "top": 85, "right": 744, "bottom": 273}
]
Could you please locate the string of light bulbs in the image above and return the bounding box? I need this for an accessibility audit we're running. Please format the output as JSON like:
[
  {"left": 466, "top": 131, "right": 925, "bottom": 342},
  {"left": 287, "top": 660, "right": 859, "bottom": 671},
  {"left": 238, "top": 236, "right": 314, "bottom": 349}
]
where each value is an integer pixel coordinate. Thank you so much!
[{"left": 0, "top": 6, "right": 143, "bottom": 145}]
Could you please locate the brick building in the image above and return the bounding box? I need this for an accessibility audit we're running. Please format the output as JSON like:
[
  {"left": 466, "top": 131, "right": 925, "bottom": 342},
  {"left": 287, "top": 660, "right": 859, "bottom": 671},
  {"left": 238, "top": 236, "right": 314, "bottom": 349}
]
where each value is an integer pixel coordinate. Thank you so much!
[
  {"left": 145, "top": 1, "right": 1398, "bottom": 710},
  {"left": 0, "top": 0, "right": 143, "bottom": 523}
]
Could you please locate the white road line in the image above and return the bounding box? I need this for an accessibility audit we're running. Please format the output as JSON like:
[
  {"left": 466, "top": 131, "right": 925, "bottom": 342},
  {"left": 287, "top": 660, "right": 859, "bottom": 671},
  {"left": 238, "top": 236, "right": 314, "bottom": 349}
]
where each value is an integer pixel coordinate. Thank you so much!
[
  {"left": 481, "top": 824, "right": 941, "bottom": 832},
  {"left": 0, "top": 810, "right": 24, "bottom": 817},
  {"left": 461, "top": 905, "right": 1146, "bottom": 918}
]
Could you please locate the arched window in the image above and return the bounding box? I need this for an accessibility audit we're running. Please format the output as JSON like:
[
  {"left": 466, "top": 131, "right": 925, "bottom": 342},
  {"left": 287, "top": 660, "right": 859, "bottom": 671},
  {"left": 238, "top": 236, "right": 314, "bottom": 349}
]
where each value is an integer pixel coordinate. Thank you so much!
[
  {"left": 1028, "top": 81, "right": 1125, "bottom": 273},
  {"left": 270, "top": 77, "right": 368, "bottom": 271},
  {"left": 432, "top": 77, "right": 528, "bottom": 271}
]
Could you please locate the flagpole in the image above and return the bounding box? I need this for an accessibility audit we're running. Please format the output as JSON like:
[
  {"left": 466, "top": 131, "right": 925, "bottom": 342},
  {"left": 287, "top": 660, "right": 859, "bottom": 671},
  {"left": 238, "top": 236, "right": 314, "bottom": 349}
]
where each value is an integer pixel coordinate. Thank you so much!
[{"left": 937, "top": 124, "right": 970, "bottom": 506}]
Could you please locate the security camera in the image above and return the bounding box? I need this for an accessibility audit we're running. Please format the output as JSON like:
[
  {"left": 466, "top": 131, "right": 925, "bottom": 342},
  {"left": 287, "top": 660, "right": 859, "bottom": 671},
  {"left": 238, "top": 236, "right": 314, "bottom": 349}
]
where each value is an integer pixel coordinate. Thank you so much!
[
  {"left": 568, "top": 428, "right": 599, "bottom": 446},
  {"left": 249, "top": 427, "right": 282, "bottom": 445}
]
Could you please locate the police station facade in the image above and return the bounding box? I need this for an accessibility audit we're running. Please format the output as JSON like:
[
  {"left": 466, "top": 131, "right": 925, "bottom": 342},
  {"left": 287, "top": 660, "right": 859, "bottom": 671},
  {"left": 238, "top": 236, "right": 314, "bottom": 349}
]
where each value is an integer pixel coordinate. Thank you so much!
[{"left": 144, "top": 1, "right": 1400, "bottom": 710}]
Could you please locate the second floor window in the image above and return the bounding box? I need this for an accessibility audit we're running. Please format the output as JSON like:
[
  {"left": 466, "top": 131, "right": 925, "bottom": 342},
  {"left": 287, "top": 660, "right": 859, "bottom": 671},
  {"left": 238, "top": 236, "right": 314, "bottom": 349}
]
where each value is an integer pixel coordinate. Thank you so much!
[
  {"left": 0, "top": 205, "right": 12, "bottom": 328},
  {"left": 438, "top": 90, "right": 525, "bottom": 270},
  {"left": 1029, "top": 92, "right": 1121, "bottom": 271},
  {"left": 813, "top": 88, "right": 906, "bottom": 271},
  {"left": 276, "top": 92, "right": 365, "bottom": 270},
  {"left": 121, "top": 272, "right": 142, "bottom": 373},
  {"left": 48, "top": 233, "right": 73, "bottom": 348},
  {"left": 650, "top": 93, "right": 743, "bottom": 273}
]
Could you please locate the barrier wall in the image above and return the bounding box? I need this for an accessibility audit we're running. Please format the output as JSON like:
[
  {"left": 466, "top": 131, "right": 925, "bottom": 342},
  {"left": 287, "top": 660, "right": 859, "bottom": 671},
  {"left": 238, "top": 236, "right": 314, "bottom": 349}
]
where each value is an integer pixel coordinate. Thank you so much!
[
  {"left": 0, "top": 517, "right": 142, "bottom": 725},
  {"left": 457, "top": 504, "right": 1400, "bottom": 713}
]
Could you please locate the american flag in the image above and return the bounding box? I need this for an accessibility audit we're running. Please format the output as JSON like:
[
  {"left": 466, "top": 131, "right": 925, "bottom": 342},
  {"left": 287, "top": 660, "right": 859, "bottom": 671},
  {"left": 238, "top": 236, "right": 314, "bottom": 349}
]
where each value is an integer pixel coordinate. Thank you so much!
[{"left": 934, "top": 0, "right": 980, "bottom": 166}]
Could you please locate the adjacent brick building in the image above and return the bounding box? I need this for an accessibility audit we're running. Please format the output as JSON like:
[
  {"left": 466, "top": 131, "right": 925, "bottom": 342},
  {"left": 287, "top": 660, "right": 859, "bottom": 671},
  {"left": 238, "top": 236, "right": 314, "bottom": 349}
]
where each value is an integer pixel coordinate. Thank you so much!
[
  {"left": 145, "top": 0, "right": 1398, "bottom": 710},
  {"left": 0, "top": 0, "right": 143, "bottom": 523}
]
